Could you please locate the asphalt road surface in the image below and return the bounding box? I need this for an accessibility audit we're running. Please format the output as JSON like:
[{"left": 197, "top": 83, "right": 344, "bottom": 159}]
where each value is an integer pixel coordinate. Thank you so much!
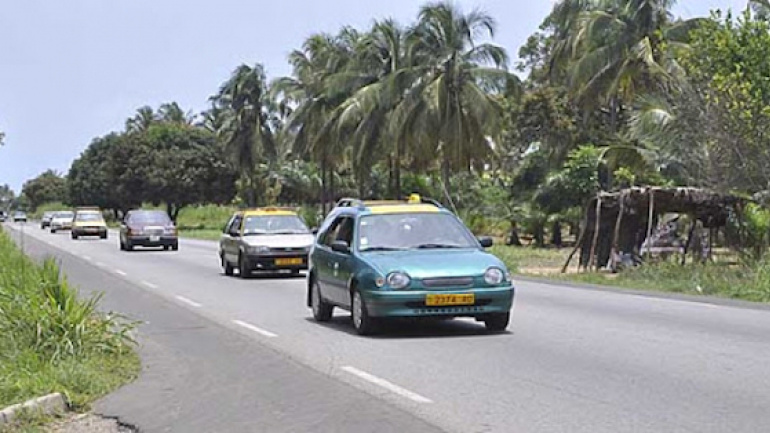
[{"left": 6, "top": 222, "right": 770, "bottom": 433}]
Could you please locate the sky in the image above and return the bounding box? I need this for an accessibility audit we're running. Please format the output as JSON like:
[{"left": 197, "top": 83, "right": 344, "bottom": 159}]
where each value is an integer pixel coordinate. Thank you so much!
[{"left": 0, "top": 0, "right": 747, "bottom": 193}]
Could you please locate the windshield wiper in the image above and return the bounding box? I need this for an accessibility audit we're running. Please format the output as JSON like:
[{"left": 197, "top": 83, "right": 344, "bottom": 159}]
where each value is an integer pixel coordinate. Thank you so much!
[
  {"left": 360, "top": 246, "right": 405, "bottom": 252},
  {"left": 414, "top": 243, "right": 464, "bottom": 249}
]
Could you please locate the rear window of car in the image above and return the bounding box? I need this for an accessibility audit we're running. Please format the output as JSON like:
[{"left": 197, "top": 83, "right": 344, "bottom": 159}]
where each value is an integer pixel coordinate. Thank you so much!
[
  {"left": 76, "top": 212, "right": 103, "bottom": 221},
  {"left": 56, "top": 212, "right": 74, "bottom": 218},
  {"left": 128, "top": 211, "right": 171, "bottom": 225}
]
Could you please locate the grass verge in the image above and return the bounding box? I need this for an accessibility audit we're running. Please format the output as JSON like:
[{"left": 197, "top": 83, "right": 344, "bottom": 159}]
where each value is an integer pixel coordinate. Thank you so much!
[
  {"left": 492, "top": 244, "right": 770, "bottom": 303},
  {"left": 0, "top": 227, "right": 139, "bottom": 430}
]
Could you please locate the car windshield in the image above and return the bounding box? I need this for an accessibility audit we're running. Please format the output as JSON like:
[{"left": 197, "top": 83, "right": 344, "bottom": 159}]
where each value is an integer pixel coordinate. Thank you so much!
[
  {"left": 129, "top": 211, "right": 171, "bottom": 225},
  {"left": 76, "top": 212, "right": 103, "bottom": 222},
  {"left": 358, "top": 212, "right": 478, "bottom": 251},
  {"left": 55, "top": 212, "right": 74, "bottom": 219},
  {"left": 243, "top": 215, "right": 309, "bottom": 235}
]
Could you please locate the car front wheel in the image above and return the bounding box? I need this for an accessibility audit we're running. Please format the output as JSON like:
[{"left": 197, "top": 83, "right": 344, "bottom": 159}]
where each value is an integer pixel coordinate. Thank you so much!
[
  {"left": 311, "top": 280, "right": 333, "bottom": 322},
  {"left": 238, "top": 254, "right": 249, "bottom": 279},
  {"left": 483, "top": 312, "right": 510, "bottom": 332},
  {"left": 351, "top": 290, "right": 377, "bottom": 335},
  {"left": 222, "top": 254, "right": 234, "bottom": 276}
]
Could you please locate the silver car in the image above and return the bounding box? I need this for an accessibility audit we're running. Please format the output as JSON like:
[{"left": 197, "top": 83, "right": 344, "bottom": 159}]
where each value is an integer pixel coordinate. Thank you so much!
[
  {"left": 50, "top": 211, "right": 75, "bottom": 233},
  {"left": 219, "top": 209, "right": 315, "bottom": 278}
]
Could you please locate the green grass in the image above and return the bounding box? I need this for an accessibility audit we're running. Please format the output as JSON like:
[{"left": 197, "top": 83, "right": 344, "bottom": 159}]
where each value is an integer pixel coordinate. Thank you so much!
[
  {"left": 179, "top": 228, "right": 222, "bottom": 241},
  {"left": 0, "top": 227, "right": 139, "bottom": 429},
  {"left": 175, "top": 204, "right": 236, "bottom": 231},
  {"left": 490, "top": 245, "right": 571, "bottom": 274},
  {"left": 28, "top": 202, "right": 68, "bottom": 220},
  {"left": 491, "top": 245, "right": 770, "bottom": 303}
]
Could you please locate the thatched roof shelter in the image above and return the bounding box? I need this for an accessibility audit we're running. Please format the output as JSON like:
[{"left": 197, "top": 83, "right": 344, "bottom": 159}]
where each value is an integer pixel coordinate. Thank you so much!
[{"left": 562, "top": 187, "right": 749, "bottom": 272}]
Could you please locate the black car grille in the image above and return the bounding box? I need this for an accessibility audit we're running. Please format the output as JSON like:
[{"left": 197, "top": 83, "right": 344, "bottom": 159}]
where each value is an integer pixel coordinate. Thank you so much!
[
  {"left": 422, "top": 277, "right": 474, "bottom": 288},
  {"left": 269, "top": 247, "right": 307, "bottom": 253}
]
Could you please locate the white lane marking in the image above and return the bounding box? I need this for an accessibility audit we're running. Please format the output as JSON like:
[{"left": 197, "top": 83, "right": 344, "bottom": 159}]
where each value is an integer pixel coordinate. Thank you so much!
[
  {"left": 95, "top": 261, "right": 106, "bottom": 267},
  {"left": 115, "top": 270, "right": 127, "bottom": 276},
  {"left": 232, "top": 319, "right": 278, "bottom": 338},
  {"left": 142, "top": 281, "right": 159, "bottom": 289},
  {"left": 341, "top": 366, "right": 433, "bottom": 404},
  {"left": 175, "top": 295, "right": 202, "bottom": 308},
  {"left": 81, "top": 255, "right": 92, "bottom": 261}
]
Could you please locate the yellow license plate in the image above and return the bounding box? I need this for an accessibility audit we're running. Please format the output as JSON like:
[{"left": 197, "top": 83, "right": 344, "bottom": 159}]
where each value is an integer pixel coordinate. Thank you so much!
[
  {"left": 425, "top": 294, "right": 475, "bottom": 306},
  {"left": 275, "top": 257, "right": 303, "bottom": 266}
]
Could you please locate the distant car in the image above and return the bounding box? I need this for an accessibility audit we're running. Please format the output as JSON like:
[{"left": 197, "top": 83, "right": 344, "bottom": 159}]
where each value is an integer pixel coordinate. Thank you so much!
[
  {"left": 50, "top": 211, "right": 75, "bottom": 233},
  {"left": 40, "top": 211, "right": 56, "bottom": 229},
  {"left": 119, "top": 209, "right": 178, "bottom": 251},
  {"left": 13, "top": 211, "right": 27, "bottom": 222},
  {"left": 219, "top": 207, "right": 314, "bottom": 278},
  {"left": 307, "top": 194, "right": 515, "bottom": 335},
  {"left": 71, "top": 209, "right": 108, "bottom": 239}
]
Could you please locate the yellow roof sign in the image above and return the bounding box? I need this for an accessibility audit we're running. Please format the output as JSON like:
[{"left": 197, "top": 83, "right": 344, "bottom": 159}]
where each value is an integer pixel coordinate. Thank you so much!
[{"left": 368, "top": 204, "right": 439, "bottom": 214}]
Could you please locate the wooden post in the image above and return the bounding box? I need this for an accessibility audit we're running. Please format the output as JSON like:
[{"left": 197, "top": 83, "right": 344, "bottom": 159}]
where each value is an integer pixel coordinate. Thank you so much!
[
  {"left": 681, "top": 218, "right": 697, "bottom": 266},
  {"left": 645, "top": 189, "right": 656, "bottom": 259},
  {"left": 561, "top": 203, "right": 590, "bottom": 273},
  {"left": 589, "top": 195, "right": 603, "bottom": 271},
  {"left": 609, "top": 192, "right": 626, "bottom": 270}
]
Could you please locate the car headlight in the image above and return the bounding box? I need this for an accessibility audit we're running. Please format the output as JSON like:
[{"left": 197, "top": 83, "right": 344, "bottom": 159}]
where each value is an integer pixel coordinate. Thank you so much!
[
  {"left": 386, "top": 272, "right": 411, "bottom": 290},
  {"left": 164, "top": 227, "right": 177, "bottom": 235},
  {"left": 484, "top": 267, "right": 505, "bottom": 285},
  {"left": 247, "top": 245, "right": 269, "bottom": 254}
]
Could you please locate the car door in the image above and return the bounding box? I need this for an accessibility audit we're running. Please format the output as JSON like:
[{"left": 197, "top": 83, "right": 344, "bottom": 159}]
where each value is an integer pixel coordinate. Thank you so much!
[
  {"left": 222, "top": 214, "right": 243, "bottom": 263},
  {"left": 325, "top": 216, "right": 356, "bottom": 307}
]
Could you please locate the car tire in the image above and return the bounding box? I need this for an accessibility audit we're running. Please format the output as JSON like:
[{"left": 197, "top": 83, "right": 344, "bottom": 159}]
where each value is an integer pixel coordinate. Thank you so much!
[
  {"left": 222, "top": 254, "right": 234, "bottom": 276},
  {"left": 351, "top": 290, "right": 377, "bottom": 336},
  {"left": 125, "top": 240, "right": 133, "bottom": 251},
  {"left": 51, "top": 228, "right": 56, "bottom": 233},
  {"left": 100, "top": 233, "right": 108, "bottom": 240},
  {"left": 119, "top": 240, "right": 125, "bottom": 251},
  {"left": 311, "top": 280, "right": 333, "bottom": 322},
  {"left": 171, "top": 243, "right": 179, "bottom": 251},
  {"left": 163, "top": 245, "right": 170, "bottom": 251},
  {"left": 238, "top": 254, "right": 250, "bottom": 279},
  {"left": 71, "top": 233, "right": 78, "bottom": 240},
  {"left": 483, "top": 312, "right": 510, "bottom": 332}
]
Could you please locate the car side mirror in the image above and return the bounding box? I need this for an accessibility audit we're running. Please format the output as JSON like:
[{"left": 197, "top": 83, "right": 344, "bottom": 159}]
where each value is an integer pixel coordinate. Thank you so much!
[
  {"left": 331, "top": 240, "right": 350, "bottom": 254},
  {"left": 311, "top": 227, "right": 318, "bottom": 235},
  {"left": 478, "top": 236, "right": 493, "bottom": 248}
]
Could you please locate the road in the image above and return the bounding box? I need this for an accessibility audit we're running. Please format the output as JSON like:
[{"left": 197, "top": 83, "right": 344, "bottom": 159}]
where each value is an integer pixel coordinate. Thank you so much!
[{"left": 6, "top": 222, "right": 770, "bottom": 433}]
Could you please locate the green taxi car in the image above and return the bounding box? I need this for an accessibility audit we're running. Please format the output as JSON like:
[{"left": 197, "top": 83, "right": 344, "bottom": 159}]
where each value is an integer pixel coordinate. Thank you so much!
[{"left": 307, "top": 195, "right": 515, "bottom": 335}]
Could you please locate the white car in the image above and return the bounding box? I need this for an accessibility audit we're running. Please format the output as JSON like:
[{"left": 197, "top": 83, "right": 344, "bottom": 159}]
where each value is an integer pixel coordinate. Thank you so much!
[{"left": 50, "top": 211, "right": 75, "bottom": 233}]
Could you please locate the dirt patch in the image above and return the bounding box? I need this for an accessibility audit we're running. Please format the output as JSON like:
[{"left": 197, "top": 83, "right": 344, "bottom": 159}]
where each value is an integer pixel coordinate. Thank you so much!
[{"left": 47, "top": 414, "right": 136, "bottom": 433}]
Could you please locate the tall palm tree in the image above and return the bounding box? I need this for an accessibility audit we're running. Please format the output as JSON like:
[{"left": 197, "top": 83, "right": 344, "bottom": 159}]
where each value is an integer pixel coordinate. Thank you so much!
[
  {"left": 273, "top": 30, "right": 362, "bottom": 209},
  {"left": 125, "top": 106, "right": 157, "bottom": 133},
  {"left": 551, "top": 0, "right": 701, "bottom": 130},
  {"left": 158, "top": 102, "right": 195, "bottom": 125},
  {"left": 214, "top": 63, "right": 278, "bottom": 206},
  {"left": 399, "top": 2, "right": 515, "bottom": 193}
]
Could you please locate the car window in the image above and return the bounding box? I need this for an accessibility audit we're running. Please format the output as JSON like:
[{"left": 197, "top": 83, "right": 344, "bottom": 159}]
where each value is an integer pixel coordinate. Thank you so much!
[
  {"left": 76, "top": 212, "right": 103, "bottom": 221},
  {"left": 242, "top": 215, "right": 309, "bottom": 235},
  {"left": 228, "top": 215, "right": 243, "bottom": 235},
  {"left": 55, "top": 212, "right": 74, "bottom": 218},
  {"left": 322, "top": 216, "right": 354, "bottom": 247},
  {"left": 128, "top": 211, "right": 171, "bottom": 225}
]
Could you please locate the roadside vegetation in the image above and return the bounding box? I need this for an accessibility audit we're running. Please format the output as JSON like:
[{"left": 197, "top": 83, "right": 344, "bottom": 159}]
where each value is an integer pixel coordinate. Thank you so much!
[
  {"left": 0, "top": 228, "right": 139, "bottom": 426},
  {"left": 8, "top": 0, "right": 770, "bottom": 303}
]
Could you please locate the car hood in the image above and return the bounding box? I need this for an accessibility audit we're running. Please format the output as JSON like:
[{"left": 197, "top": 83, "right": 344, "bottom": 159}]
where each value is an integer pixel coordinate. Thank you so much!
[
  {"left": 361, "top": 249, "right": 507, "bottom": 279},
  {"left": 242, "top": 233, "right": 314, "bottom": 248},
  {"left": 52, "top": 218, "right": 73, "bottom": 223}
]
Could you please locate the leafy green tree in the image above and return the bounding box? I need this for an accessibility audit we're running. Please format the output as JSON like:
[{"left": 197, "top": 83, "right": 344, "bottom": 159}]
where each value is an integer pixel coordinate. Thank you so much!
[
  {"left": 143, "top": 123, "right": 236, "bottom": 220},
  {"left": 21, "top": 170, "right": 69, "bottom": 210}
]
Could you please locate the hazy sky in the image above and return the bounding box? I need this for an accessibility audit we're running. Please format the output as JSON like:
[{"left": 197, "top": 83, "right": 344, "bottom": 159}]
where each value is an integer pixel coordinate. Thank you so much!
[{"left": 0, "top": 0, "right": 747, "bottom": 192}]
